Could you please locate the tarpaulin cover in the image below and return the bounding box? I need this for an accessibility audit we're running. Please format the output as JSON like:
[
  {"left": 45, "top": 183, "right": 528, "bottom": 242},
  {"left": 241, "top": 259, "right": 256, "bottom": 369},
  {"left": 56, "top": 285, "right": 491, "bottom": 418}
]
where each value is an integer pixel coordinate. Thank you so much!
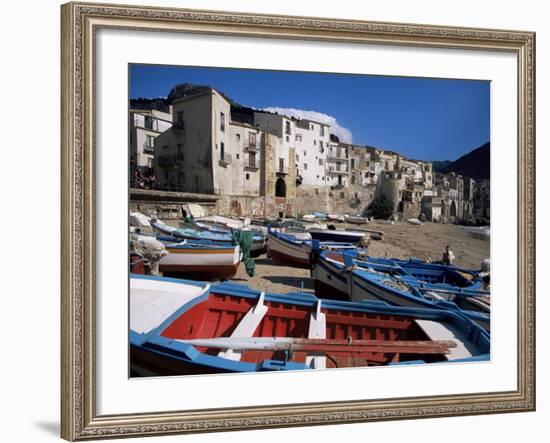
[{"left": 232, "top": 229, "right": 255, "bottom": 277}]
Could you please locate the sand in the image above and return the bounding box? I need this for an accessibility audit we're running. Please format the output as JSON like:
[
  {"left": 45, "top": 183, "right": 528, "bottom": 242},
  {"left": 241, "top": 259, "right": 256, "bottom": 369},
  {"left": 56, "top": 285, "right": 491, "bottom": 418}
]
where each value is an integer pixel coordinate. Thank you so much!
[{"left": 230, "top": 222, "right": 490, "bottom": 294}]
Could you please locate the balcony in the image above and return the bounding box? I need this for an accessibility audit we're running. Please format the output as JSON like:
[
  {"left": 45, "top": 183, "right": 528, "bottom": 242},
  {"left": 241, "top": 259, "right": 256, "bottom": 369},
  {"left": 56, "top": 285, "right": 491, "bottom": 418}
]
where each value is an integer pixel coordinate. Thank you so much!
[
  {"left": 218, "top": 152, "right": 232, "bottom": 166},
  {"left": 276, "top": 166, "right": 289, "bottom": 175},
  {"left": 142, "top": 143, "right": 155, "bottom": 154},
  {"left": 327, "top": 151, "right": 348, "bottom": 161},
  {"left": 244, "top": 143, "right": 259, "bottom": 152},
  {"left": 327, "top": 168, "right": 349, "bottom": 175}
]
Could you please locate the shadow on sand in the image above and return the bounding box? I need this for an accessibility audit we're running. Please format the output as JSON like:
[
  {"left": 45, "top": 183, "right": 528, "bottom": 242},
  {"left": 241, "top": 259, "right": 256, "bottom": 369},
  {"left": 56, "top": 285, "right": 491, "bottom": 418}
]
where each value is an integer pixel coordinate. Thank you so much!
[{"left": 261, "top": 275, "right": 314, "bottom": 291}]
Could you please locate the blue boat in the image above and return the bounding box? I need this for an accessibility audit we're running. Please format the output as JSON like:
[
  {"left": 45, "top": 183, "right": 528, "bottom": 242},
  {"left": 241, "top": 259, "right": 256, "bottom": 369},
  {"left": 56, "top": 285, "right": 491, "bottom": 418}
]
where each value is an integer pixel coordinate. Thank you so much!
[
  {"left": 308, "top": 228, "right": 367, "bottom": 244},
  {"left": 267, "top": 228, "right": 358, "bottom": 267},
  {"left": 130, "top": 274, "right": 489, "bottom": 376},
  {"left": 311, "top": 248, "right": 490, "bottom": 331},
  {"left": 151, "top": 219, "right": 266, "bottom": 256}
]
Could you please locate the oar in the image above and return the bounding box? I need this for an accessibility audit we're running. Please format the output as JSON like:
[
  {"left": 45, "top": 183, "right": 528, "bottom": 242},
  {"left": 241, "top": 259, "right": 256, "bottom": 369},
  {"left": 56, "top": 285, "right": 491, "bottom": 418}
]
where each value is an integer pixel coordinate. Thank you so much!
[{"left": 176, "top": 337, "right": 457, "bottom": 355}]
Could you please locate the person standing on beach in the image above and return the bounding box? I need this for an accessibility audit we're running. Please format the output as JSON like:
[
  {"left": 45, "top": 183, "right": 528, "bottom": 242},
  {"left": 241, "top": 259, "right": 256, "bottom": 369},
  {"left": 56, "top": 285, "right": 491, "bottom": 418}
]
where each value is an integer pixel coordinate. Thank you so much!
[{"left": 442, "top": 245, "right": 455, "bottom": 265}]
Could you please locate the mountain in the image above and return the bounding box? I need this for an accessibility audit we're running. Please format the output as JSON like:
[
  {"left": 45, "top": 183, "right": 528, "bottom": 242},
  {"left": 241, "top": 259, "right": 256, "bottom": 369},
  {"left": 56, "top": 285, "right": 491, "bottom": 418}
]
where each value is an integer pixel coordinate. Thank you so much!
[
  {"left": 130, "top": 97, "right": 170, "bottom": 113},
  {"left": 433, "top": 142, "right": 490, "bottom": 180}
]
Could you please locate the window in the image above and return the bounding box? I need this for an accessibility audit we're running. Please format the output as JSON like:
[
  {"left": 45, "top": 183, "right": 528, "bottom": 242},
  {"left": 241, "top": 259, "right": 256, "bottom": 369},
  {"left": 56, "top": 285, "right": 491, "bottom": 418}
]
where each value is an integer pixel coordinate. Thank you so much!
[
  {"left": 279, "top": 158, "right": 285, "bottom": 173},
  {"left": 176, "top": 143, "right": 184, "bottom": 161},
  {"left": 144, "top": 115, "right": 154, "bottom": 130},
  {"left": 310, "top": 124, "right": 314, "bottom": 130},
  {"left": 351, "top": 158, "right": 355, "bottom": 169},
  {"left": 296, "top": 154, "right": 300, "bottom": 161},
  {"left": 177, "top": 111, "right": 184, "bottom": 129},
  {"left": 249, "top": 152, "right": 256, "bottom": 167},
  {"left": 296, "top": 134, "right": 302, "bottom": 142},
  {"left": 285, "top": 121, "right": 291, "bottom": 135},
  {"left": 314, "top": 140, "right": 317, "bottom": 145},
  {"left": 236, "top": 154, "right": 240, "bottom": 159},
  {"left": 220, "top": 112, "right": 225, "bottom": 132},
  {"left": 319, "top": 141, "right": 323, "bottom": 149},
  {"left": 236, "top": 134, "right": 241, "bottom": 142},
  {"left": 145, "top": 135, "right": 155, "bottom": 149},
  {"left": 286, "top": 136, "right": 289, "bottom": 142},
  {"left": 320, "top": 126, "right": 325, "bottom": 136},
  {"left": 303, "top": 151, "right": 306, "bottom": 156},
  {"left": 194, "top": 175, "right": 199, "bottom": 190},
  {"left": 246, "top": 173, "right": 250, "bottom": 180},
  {"left": 220, "top": 142, "right": 225, "bottom": 160},
  {"left": 303, "top": 163, "right": 308, "bottom": 170},
  {"left": 249, "top": 132, "right": 256, "bottom": 147},
  {"left": 318, "top": 158, "right": 323, "bottom": 166}
]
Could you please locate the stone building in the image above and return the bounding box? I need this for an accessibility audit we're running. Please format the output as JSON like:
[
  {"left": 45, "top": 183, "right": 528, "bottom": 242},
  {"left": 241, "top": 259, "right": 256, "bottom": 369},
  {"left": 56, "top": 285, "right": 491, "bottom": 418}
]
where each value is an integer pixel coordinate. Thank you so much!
[
  {"left": 135, "top": 85, "right": 467, "bottom": 220},
  {"left": 473, "top": 179, "right": 490, "bottom": 219},
  {"left": 129, "top": 109, "right": 172, "bottom": 183},
  {"left": 154, "top": 88, "right": 264, "bottom": 196},
  {"left": 434, "top": 172, "right": 465, "bottom": 220}
]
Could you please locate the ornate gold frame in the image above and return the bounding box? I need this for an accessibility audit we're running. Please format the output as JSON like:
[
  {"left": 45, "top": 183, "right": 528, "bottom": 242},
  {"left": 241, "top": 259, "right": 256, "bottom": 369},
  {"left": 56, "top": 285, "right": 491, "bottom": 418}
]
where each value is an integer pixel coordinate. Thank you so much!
[{"left": 61, "top": 1, "right": 536, "bottom": 440}]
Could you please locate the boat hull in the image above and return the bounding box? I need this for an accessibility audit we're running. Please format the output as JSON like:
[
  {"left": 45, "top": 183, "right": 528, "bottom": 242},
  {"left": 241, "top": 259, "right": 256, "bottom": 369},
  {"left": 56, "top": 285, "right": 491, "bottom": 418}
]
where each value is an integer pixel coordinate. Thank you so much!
[
  {"left": 309, "top": 229, "right": 365, "bottom": 243},
  {"left": 267, "top": 232, "right": 310, "bottom": 267},
  {"left": 160, "top": 246, "right": 241, "bottom": 280}
]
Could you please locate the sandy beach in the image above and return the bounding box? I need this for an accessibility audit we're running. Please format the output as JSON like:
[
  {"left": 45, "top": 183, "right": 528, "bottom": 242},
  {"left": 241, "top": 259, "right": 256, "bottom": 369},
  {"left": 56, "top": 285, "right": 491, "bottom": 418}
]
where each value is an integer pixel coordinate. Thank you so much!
[{"left": 230, "top": 222, "right": 490, "bottom": 294}]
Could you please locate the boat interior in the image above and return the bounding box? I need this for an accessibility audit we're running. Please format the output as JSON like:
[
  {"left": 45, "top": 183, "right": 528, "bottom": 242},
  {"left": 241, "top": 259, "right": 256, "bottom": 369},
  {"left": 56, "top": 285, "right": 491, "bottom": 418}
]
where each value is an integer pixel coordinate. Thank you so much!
[{"left": 160, "top": 291, "right": 453, "bottom": 368}]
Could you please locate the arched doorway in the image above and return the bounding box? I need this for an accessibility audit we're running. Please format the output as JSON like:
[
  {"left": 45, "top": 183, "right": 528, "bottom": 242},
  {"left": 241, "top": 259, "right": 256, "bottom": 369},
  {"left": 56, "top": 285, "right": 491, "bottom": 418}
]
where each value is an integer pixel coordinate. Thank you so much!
[
  {"left": 450, "top": 200, "right": 457, "bottom": 217},
  {"left": 275, "top": 178, "right": 286, "bottom": 198}
]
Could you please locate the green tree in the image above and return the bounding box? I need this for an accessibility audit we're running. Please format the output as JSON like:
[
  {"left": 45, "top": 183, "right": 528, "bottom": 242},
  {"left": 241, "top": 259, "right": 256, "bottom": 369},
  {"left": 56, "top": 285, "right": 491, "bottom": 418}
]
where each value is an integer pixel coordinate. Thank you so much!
[{"left": 365, "top": 195, "right": 395, "bottom": 219}]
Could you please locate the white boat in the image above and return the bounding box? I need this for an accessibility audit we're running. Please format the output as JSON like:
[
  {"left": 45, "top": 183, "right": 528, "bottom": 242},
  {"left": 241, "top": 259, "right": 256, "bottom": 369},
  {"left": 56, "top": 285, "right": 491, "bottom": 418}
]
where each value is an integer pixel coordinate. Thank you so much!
[
  {"left": 346, "top": 215, "right": 370, "bottom": 225},
  {"left": 327, "top": 214, "right": 346, "bottom": 222},
  {"left": 407, "top": 218, "right": 424, "bottom": 226},
  {"left": 267, "top": 230, "right": 312, "bottom": 267},
  {"left": 196, "top": 215, "right": 250, "bottom": 230},
  {"left": 267, "top": 229, "right": 358, "bottom": 268},
  {"left": 159, "top": 241, "right": 242, "bottom": 280}
]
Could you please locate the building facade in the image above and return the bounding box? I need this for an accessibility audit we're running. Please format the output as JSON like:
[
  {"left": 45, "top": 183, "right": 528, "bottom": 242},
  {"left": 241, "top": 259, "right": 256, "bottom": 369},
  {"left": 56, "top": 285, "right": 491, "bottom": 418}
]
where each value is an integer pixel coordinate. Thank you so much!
[
  {"left": 131, "top": 85, "right": 488, "bottom": 220},
  {"left": 129, "top": 109, "right": 172, "bottom": 185}
]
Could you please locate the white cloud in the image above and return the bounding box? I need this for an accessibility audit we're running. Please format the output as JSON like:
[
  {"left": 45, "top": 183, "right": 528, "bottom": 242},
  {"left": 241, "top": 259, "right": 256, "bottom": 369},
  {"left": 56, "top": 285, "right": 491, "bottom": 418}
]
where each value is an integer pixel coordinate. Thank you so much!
[{"left": 262, "top": 107, "right": 353, "bottom": 144}]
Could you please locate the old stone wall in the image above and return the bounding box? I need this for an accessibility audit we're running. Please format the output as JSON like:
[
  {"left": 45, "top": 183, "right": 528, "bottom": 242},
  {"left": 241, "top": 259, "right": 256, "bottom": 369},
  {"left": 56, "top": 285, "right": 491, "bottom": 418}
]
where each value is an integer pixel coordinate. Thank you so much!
[{"left": 215, "top": 195, "right": 266, "bottom": 218}]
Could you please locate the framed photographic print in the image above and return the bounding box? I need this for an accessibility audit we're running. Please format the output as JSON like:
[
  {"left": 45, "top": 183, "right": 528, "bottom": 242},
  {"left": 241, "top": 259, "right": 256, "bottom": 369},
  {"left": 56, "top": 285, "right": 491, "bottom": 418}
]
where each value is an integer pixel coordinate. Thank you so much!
[{"left": 61, "top": 1, "right": 536, "bottom": 440}]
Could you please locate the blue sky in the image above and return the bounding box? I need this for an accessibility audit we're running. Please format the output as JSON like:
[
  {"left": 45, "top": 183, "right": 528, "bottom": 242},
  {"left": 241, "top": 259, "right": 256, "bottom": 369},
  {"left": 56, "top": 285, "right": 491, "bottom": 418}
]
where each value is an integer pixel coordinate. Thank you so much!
[{"left": 130, "top": 64, "right": 490, "bottom": 161}]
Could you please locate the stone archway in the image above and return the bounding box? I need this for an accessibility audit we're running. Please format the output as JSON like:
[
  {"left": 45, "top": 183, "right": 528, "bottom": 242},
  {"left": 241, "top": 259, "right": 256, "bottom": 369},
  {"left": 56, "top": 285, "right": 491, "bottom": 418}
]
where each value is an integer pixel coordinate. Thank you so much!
[{"left": 275, "top": 177, "right": 286, "bottom": 198}]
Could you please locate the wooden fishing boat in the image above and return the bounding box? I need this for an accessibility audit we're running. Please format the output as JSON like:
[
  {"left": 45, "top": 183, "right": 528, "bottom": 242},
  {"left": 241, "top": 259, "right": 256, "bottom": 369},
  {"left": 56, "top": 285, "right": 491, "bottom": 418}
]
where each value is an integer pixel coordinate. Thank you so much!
[
  {"left": 267, "top": 229, "right": 358, "bottom": 267},
  {"left": 309, "top": 228, "right": 367, "bottom": 244},
  {"left": 130, "top": 275, "right": 490, "bottom": 376},
  {"left": 152, "top": 219, "right": 266, "bottom": 257},
  {"left": 346, "top": 215, "right": 370, "bottom": 225},
  {"left": 311, "top": 249, "right": 490, "bottom": 331},
  {"left": 159, "top": 241, "right": 241, "bottom": 280},
  {"left": 327, "top": 214, "right": 346, "bottom": 222}
]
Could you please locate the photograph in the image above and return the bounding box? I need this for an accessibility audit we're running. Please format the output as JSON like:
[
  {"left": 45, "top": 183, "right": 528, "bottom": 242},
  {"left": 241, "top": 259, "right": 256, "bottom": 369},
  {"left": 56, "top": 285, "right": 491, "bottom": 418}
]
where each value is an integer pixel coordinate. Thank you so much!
[{"left": 128, "top": 65, "right": 491, "bottom": 377}]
